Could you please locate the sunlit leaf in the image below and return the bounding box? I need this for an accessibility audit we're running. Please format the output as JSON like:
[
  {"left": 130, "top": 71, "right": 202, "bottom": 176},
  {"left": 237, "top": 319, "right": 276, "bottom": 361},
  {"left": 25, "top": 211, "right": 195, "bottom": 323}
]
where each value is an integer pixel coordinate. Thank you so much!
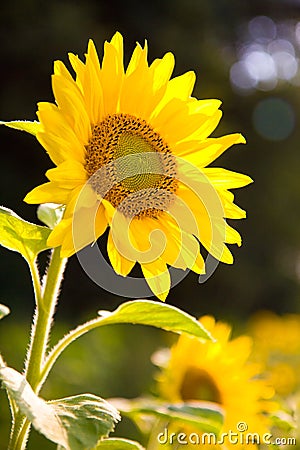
[
  {"left": 0, "top": 366, "right": 65, "bottom": 444},
  {"left": 37, "top": 203, "right": 65, "bottom": 229},
  {"left": 49, "top": 394, "right": 121, "bottom": 450},
  {"left": 0, "top": 304, "right": 10, "bottom": 320},
  {"left": 42, "top": 301, "right": 213, "bottom": 394},
  {"left": 95, "top": 437, "right": 145, "bottom": 449},
  {"left": 97, "top": 300, "right": 212, "bottom": 340},
  {"left": 0, "top": 366, "right": 120, "bottom": 450},
  {"left": 0, "top": 206, "right": 51, "bottom": 262},
  {"left": 0, "top": 120, "right": 41, "bottom": 136},
  {"left": 112, "top": 398, "right": 224, "bottom": 436}
]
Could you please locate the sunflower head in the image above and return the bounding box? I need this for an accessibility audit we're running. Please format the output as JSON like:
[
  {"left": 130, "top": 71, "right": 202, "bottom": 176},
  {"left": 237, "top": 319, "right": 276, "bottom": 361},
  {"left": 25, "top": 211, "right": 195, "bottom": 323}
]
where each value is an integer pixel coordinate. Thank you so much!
[
  {"left": 24, "top": 32, "right": 252, "bottom": 300},
  {"left": 157, "top": 316, "right": 275, "bottom": 447}
]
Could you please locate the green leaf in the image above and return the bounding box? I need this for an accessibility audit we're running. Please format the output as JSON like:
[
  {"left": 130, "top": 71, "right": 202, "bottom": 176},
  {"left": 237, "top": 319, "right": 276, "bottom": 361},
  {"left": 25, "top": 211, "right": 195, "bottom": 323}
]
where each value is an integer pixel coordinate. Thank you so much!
[
  {"left": 95, "top": 438, "right": 145, "bottom": 449},
  {"left": 0, "top": 206, "right": 51, "bottom": 262},
  {"left": 97, "top": 300, "right": 212, "bottom": 340},
  {"left": 0, "top": 120, "right": 41, "bottom": 136},
  {"left": 0, "top": 365, "right": 120, "bottom": 450},
  {"left": 49, "top": 394, "right": 121, "bottom": 450},
  {"left": 113, "top": 398, "right": 224, "bottom": 436},
  {"left": 37, "top": 203, "right": 65, "bottom": 229},
  {"left": 42, "top": 301, "right": 213, "bottom": 388},
  {"left": 0, "top": 304, "right": 10, "bottom": 320}
]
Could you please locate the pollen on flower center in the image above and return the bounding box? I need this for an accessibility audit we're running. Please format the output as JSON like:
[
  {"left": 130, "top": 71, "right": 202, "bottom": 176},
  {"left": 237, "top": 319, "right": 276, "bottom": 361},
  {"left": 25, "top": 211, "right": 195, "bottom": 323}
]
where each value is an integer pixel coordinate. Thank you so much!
[{"left": 85, "top": 113, "right": 178, "bottom": 218}]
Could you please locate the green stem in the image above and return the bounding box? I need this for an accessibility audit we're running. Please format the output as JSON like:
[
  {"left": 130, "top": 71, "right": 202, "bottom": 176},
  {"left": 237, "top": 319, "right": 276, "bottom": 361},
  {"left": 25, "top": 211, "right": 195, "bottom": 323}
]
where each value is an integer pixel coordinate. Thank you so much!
[
  {"left": 8, "top": 247, "right": 67, "bottom": 450},
  {"left": 25, "top": 248, "right": 67, "bottom": 391},
  {"left": 40, "top": 315, "right": 104, "bottom": 388}
]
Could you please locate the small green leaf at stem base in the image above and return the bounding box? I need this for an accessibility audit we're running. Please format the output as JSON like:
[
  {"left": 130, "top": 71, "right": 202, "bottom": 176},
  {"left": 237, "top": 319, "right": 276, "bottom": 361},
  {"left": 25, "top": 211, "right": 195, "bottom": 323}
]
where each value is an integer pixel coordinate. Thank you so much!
[
  {"left": 37, "top": 203, "right": 65, "bottom": 229},
  {"left": 0, "top": 206, "right": 51, "bottom": 263},
  {"left": 0, "top": 365, "right": 120, "bottom": 450}
]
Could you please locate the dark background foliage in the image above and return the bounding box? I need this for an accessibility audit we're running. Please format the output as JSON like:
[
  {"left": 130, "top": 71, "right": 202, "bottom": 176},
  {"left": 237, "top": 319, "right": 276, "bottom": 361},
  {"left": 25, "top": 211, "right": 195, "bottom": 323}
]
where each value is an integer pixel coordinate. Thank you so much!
[{"left": 0, "top": 0, "right": 300, "bottom": 447}]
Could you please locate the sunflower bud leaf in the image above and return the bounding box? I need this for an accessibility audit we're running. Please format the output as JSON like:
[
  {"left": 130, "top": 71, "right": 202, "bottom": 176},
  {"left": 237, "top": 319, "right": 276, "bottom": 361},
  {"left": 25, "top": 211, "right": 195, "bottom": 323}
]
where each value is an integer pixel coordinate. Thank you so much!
[
  {"left": 0, "top": 206, "right": 51, "bottom": 262},
  {"left": 37, "top": 203, "right": 65, "bottom": 229}
]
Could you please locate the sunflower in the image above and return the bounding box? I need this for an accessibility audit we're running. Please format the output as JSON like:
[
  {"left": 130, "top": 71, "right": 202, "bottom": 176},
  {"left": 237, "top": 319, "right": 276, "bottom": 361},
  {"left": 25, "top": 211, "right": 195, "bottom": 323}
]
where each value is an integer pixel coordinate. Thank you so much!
[
  {"left": 248, "top": 311, "right": 300, "bottom": 397},
  {"left": 157, "top": 316, "right": 274, "bottom": 448},
  {"left": 24, "top": 32, "right": 252, "bottom": 300}
]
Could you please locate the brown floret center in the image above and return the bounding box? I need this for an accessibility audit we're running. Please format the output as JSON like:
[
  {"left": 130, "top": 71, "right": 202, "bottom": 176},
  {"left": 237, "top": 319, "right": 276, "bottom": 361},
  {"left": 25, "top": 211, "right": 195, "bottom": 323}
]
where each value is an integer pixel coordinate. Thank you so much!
[{"left": 85, "top": 113, "right": 178, "bottom": 218}]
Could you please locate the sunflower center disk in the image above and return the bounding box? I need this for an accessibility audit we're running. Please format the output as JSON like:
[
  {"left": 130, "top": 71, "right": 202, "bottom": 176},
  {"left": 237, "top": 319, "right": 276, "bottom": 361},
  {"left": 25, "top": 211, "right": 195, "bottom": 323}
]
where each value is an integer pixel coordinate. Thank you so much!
[
  {"left": 85, "top": 113, "right": 178, "bottom": 218},
  {"left": 180, "top": 367, "right": 222, "bottom": 404},
  {"left": 114, "top": 133, "right": 164, "bottom": 191}
]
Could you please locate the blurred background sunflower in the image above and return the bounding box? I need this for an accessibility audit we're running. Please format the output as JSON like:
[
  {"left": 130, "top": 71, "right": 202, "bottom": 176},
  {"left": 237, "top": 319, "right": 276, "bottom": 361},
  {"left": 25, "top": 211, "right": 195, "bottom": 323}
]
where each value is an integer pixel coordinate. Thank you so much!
[
  {"left": 156, "top": 315, "right": 275, "bottom": 449},
  {"left": 0, "top": 0, "right": 300, "bottom": 448}
]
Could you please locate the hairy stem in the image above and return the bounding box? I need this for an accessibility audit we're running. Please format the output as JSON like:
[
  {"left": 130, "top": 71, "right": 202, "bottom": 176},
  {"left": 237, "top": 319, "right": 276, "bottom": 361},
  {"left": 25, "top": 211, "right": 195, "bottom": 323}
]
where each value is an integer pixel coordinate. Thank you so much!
[
  {"left": 25, "top": 248, "right": 67, "bottom": 391},
  {"left": 8, "top": 247, "right": 67, "bottom": 450}
]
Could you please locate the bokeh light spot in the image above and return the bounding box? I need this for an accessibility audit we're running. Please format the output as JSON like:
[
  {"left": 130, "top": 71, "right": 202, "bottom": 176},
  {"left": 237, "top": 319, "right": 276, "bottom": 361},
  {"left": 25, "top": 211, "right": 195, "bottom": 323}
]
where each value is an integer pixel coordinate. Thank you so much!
[
  {"left": 248, "top": 16, "right": 277, "bottom": 43},
  {"left": 230, "top": 16, "right": 300, "bottom": 92},
  {"left": 252, "top": 98, "right": 295, "bottom": 141}
]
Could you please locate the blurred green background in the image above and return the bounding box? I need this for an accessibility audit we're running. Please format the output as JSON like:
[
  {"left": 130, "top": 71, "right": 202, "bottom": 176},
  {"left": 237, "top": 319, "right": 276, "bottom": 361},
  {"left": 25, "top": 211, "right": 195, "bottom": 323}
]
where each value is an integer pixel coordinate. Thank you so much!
[{"left": 1, "top": 0, "right": 300, "bottom": 447}]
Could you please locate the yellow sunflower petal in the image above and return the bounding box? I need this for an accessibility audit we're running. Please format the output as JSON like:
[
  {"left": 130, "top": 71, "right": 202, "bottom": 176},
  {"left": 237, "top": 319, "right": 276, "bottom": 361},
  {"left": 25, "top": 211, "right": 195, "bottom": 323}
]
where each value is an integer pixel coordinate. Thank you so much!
[
  {"left": 70, "top": 202, "right": 108, "bottom": 255},
  {"left": 107, "top": 230, "right": 135, "bottom": 276},
  {"left": 157, "top": 70, "right": 196, "bottom": 108},
  {"left": 49, "top": 202, "right": 107, "bottom": 257},
  {"left": 129, "top": 216, "right": 168, "bottom": 264},
  {"left": 47, "top": 217, "right": 72, "bottom": 249},
  {"left": 126, "top": 40, "right": 148, "bottom": 76},
  {"left": 187, "top": 109, "right": 223, "bottom": 141},
  {"left": 37, "top": 106, "right": 86, "bottom": 163},
  {"left": 53, "top": 59, "right": 76, "bottom": 84},
  {"left": 46, "top": 160, "right": 87, "bottom": 188},
  {"left": 82, "top": 39, "right": 104, "bottom": 123},
  {"left": 152, "top": 98, "right": 222, "bottom": 146},
  {"left": 120, "top": 42, "right": 155, "bottom": 117},
  {"left": 218, "top": 189, "right": 247, "bottom": 219},
  {"left": 150, "top": 52, "right": 175, "bottom": 93},
  {"left": 24, "top": 182, "right": 70, "bottom": 204},
  {"left": 174, "top": 182, "right": 234, "bottom": 264},
  {"left": 141, "top": 259, "right": 171, "bottom": 301},
  {"left": 159, "top": 213, "right": 205, "bottom": 273},
  {"left": 68, "top": 52, "right": 85, "bottom": 93},
  {"left": 203, "top": 167, "right": 253, "bottom": 189},
  {"left": 100, "top": 33, "right": 124, "bottom": 116},
  {"left": 225, "top": 223, "right": 242, "bottom": 246},
  {"left": 140, "top": 52, "right": 175, "bottom": 118},
  {"left": 176, "top": 133, "right": 246, "bottom": 165},
  {"left": 64, "top": 183, "right": 97, "bottom": 219},
  {"left": 51, "top": 70, "right": 91, "bottom": 143}
]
